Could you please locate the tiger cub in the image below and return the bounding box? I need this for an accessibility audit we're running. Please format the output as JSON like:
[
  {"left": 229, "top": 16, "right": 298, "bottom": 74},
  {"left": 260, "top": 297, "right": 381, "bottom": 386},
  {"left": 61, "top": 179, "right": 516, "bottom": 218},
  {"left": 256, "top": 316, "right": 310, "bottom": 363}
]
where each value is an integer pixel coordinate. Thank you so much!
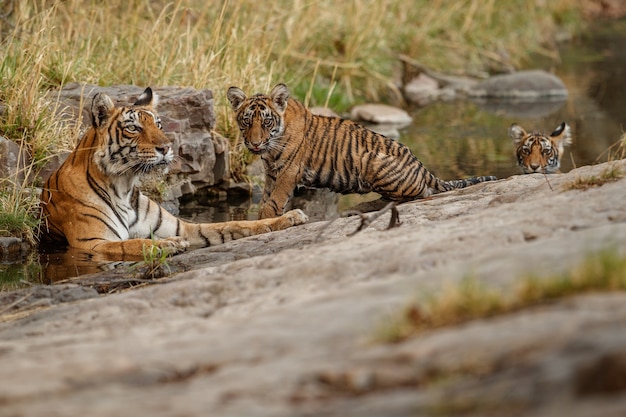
[
  {"left": 227, "top": 83, "right": 497, "bottom": 219},
  {"left": 40, "top": 87, "right": 307, "bottom": 257},
  {"left": 509, "top": 122, "right": 572, "bottom": 174}
]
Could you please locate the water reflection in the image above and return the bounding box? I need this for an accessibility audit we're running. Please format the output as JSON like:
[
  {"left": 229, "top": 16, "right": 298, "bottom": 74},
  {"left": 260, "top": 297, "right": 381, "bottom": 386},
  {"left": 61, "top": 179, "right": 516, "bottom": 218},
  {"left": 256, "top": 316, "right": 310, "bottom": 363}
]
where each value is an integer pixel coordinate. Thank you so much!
[{"left": 37, "top": 245, "right": 140, "bottom": 283}]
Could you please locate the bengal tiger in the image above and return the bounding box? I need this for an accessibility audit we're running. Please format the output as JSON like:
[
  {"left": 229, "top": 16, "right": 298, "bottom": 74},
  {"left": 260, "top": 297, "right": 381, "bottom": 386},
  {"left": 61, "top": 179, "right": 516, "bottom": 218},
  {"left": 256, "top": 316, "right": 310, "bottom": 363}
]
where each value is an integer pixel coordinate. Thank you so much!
[
  {"left": 227, "top": 83, "right": 497, "bottom": 219},
  {"left": 39, "top": 87, "right": 308, "bottom": 257},
  {"left": 509, "top": 122, "right": 572, "bottom": 174}
]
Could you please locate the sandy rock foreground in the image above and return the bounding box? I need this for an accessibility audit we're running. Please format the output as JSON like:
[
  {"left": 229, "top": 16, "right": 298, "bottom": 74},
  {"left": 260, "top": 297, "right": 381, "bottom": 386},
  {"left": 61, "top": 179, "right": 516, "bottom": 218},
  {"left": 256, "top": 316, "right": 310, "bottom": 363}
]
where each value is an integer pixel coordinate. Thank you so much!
[{"left": 2, "top": 160, "right": 626, "bottom": 416}]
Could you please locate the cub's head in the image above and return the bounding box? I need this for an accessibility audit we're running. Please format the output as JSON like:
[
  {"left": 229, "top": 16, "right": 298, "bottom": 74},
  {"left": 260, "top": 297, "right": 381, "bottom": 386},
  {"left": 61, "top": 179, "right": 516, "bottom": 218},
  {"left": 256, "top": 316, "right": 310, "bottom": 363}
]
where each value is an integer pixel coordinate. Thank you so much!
[
  {"left": 227, "top": 83, "right": 290, "bottom": 154},
  {"left": 91, "top": 87, "right": 173, "bottom": 176},
  {"left": 509, "top": 122, "right": 572, "bottom": 174}
]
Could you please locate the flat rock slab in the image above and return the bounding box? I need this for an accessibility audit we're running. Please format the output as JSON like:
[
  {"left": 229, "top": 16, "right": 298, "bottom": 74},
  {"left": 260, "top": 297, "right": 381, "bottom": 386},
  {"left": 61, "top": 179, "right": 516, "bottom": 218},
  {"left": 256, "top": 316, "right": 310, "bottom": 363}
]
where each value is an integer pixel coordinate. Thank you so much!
[
  {"left": 468, "top": 69, "right": 568, "bottom": 99},
  {"left": 350, "top": 103, "right": 413, "bottom": 125},
  {"left": 1, "top": 160, "right": 626, "bottom": 416}
]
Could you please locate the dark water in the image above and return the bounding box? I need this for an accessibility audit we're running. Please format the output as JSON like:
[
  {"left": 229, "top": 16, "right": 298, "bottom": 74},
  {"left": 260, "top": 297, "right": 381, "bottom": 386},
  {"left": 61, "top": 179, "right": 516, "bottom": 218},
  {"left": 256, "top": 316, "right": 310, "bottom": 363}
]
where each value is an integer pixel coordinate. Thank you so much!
[{"left": 2, "top": 20, "right": 626, "bottom": 286}]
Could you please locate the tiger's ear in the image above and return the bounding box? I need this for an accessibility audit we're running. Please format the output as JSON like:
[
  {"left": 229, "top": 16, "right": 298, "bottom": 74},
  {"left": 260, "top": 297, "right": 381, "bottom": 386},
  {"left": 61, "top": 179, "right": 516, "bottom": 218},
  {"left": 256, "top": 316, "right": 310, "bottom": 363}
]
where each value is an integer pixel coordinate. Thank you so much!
[
  {"left": 550, "top": 122, "right": 572, "bottom": 147},
  {"left": 508, "top": 123, "right": 527, "bottom": 145},
  {"left": 227, "top": 86, "right": 247, "bottom": 111},
  {"left": 270, "top": 83, "right": 289, "bottom": 114},
  {"left": 91, "top": 92, "right": 116, "bottom": 128},
  {"left": 134, "top": 87, "right": 158, "bottom": 108}
]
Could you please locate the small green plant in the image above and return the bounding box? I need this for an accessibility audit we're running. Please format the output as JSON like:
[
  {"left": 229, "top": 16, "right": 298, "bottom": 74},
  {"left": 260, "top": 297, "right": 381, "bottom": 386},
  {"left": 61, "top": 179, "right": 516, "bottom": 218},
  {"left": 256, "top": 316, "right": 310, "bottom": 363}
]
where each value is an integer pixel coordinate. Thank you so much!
[
  {"left": 139, "top": 235, "right": 172, "bottom": 279},
  {"left": 378, "top": 248, "right": 626, "bottom": 343},
  {"left": 563, "top": 163, "right": 624, "bottom": 191}
]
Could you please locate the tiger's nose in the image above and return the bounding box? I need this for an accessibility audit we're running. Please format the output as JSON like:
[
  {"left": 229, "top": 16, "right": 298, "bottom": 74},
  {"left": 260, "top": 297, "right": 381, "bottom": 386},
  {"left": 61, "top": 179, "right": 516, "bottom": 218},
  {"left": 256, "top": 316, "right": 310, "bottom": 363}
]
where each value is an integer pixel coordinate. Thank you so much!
[
  {"left": 156, "top": 146, "right": 170, "bottom": 156},
  {"left": 530, "top": 163, "right": 540, "bottom": 171}
]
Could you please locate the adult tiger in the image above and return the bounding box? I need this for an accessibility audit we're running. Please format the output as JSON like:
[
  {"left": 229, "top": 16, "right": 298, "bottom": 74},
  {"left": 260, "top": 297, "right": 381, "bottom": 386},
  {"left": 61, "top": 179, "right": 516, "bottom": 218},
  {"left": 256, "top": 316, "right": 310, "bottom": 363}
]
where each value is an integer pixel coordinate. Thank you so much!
[
  {"left": 227, "top": 83, "right": 497, "bottom": 219},
  {"left": 39, "top": 87, "right": 307, "bottom": 257},
  {"left": 509, "top": 122, "right": 572, "bottom": 174}
]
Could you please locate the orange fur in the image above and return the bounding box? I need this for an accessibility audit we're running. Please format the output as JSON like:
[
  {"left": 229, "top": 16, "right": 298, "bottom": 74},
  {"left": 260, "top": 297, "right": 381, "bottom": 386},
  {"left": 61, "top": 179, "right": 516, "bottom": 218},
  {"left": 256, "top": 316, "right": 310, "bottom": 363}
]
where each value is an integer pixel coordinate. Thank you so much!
[
  {"left": 40, "top": 87, "right": 307, "bottom": 257},
  {"left": 509, "top": 122, "right": 572, "bottom": 174},
  {"left": 228, "top": 83, "right": 497, "bottom": 219}
]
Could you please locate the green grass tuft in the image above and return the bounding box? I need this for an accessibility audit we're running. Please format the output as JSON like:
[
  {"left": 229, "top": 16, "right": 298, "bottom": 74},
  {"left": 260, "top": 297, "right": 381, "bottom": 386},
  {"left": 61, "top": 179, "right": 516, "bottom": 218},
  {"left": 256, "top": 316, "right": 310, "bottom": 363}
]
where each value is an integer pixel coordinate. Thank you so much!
[
  {"left": 563, "top": 164, "right": 624, "bottom": 191},
  {"left": 379, "top": 248, "right": 626, "bottom": 343}
]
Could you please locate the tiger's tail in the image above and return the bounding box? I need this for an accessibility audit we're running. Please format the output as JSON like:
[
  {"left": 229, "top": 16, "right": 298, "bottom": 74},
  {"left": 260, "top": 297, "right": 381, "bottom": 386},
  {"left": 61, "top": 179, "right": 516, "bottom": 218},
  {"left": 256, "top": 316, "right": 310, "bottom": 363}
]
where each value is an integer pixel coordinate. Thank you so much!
[{"left": 428, "top": 173, "right": 498, "bottom": 194}]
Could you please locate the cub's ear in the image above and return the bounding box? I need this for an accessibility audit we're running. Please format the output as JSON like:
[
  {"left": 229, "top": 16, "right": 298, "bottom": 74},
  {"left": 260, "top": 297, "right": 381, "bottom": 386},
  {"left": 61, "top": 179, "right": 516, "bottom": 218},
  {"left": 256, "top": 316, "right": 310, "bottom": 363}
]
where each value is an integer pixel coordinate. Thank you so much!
[
  {"left": 134, "top": 87, "right": 158, "bottom": 108},
  {"left": 551, "top": 122, "right": 572, "bottom": 146},
  {"left": 227, "top": 86, "right": 247, "bottom": 111},
  {"left": 508, "top": 123, "right": 527, "bottom": 145},
  {"left": 91, "top": 92, "right": 116, "bottom": 128},
  {"left": 270, "top": 83, "right": 289, "bottom": 113}
]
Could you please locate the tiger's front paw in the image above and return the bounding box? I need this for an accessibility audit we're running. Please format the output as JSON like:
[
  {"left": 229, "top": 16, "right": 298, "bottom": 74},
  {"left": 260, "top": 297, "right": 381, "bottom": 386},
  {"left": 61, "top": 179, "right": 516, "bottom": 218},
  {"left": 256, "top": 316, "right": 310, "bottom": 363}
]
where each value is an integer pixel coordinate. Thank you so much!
[
  {"left": 282, "top": 209, "right": 309, "bottom": 226},
  {"left": 157, "top": 236, "right": 190, "bottom": 255}
]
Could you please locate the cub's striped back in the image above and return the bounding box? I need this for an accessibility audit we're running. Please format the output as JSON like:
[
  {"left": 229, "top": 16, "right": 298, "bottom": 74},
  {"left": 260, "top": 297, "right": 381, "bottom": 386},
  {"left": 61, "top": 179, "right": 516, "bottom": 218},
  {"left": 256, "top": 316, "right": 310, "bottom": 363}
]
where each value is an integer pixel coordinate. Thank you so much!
[
  {"left": 228, "top": 83, "right": 497, "bottom": 219},
  {"left": 509, "top": 122, "right": 572, "bottom": 174}
]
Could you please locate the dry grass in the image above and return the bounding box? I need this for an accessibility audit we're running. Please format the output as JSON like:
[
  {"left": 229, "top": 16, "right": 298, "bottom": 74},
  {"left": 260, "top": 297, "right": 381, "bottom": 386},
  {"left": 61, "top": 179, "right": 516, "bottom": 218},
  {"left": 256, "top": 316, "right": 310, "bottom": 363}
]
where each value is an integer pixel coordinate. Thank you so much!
[
  {"left": 0, "top": 0, "right": 585, "bottom": 240},
  {"left": 562, "top": 163, "right": 624, "bottom": 191},
  {"left": 378, "top": 248, "right": 626, "bottom": 343}
]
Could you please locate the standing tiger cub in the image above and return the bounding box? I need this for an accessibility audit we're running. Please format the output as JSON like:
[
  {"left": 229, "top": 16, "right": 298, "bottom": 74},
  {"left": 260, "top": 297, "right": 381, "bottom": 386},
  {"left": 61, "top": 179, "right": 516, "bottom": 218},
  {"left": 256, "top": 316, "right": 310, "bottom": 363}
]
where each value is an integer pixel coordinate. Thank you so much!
[
  {"left": 40, "top": 87, "right": 307, "bottom": 257},
  {"left": 509, "top": 122, "right": 572, "bottom": 174},
  {"left": 227, "top": 83, "right": 497, "bottom": 219}
]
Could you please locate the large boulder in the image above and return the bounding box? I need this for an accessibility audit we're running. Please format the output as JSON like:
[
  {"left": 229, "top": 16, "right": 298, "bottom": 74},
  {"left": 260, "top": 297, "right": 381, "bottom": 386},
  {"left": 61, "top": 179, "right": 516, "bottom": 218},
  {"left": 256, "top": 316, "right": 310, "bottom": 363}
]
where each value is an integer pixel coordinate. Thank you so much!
[
  {"left": 468, "top": 69, "right": 568, "bottom": 99},
  {"left": 51, "top": 83, "right": 230, "bottom": 203}
]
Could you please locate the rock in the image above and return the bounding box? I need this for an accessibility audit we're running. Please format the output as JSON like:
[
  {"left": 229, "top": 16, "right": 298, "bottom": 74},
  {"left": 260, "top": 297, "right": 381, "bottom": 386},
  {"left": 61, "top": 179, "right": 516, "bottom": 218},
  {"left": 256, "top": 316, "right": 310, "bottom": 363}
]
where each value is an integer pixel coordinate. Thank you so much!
[
  {"left": 400, "top": 54, "right": 478, "bottom": 106},
  {"left": 51, "top": 83, "right": 228, "bottom": 200},
  {"left": 350, "top": 103, "right": 413, "bottom": 126},
  {"left": 37, "top": 150, "right": 70, "bottom": 184},
  {"left": 403, "top": 72, "right": 442, "bottom": 106},
  {"left": 468, "top": 69, "right": 568, "bottom": 99},
  {"left": 310, "top": 106, "right": 340, "bottom": 117},
  {"left": 0, "top": 284, "right": 98, "bottom": 313},
  {"left": 0, "top": 237, "right": 31, "bottom": 259},
  {"left": 0, "top": 136, "right": 29, "bottom": 185},
  {"left": 1, "top": 160, "right": 626, "bottom": 416},
  {"left": 363, "top": 124, "right": 401, "bottom": 140}
]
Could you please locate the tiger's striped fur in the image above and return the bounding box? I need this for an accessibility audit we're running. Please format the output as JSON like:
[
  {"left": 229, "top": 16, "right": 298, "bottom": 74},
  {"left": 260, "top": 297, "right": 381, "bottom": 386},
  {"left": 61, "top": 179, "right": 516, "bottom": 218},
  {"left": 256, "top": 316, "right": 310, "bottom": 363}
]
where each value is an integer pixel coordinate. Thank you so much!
[
  {"left": 227, "top": 83, "right": 497, "bottom": 219},
  {"left": 39, "top": 87, "right": 307, "bottom": 257},
  {"left": 509, "top": 122, "right": 572, "bottom": 174}
]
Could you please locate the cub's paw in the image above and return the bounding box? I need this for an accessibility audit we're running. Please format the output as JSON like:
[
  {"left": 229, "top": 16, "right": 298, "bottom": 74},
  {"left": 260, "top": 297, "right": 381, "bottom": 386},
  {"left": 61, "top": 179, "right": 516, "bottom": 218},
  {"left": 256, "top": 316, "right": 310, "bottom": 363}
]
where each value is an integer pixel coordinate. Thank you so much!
[
  {"left": 157, "top": 236, "right": 190, "bottom": 255},
  {"left": 282, "top": 209, "right": 309, "bottom": 226}
]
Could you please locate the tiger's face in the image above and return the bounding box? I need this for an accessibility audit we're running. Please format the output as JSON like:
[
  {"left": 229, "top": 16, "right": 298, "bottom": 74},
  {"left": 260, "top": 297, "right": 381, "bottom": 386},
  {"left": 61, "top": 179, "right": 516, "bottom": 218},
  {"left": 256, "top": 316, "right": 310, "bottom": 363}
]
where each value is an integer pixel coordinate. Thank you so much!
[
  {"left": 509, "top": 122, "right": 572, "bottom": 174},
  {"left": 227, "top": 84, "right": 290, "bottom": 154},
  {"left": 92, "top": 87, "right": 173, "bottom": 176}
]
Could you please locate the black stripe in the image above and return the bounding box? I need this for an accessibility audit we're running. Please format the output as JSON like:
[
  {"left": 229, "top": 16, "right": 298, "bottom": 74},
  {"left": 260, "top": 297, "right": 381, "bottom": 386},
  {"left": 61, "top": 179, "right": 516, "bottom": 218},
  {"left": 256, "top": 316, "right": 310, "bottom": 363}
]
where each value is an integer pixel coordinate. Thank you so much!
[
  {"left": 83, "top": 213, "right": 123, "bottom": 240},
  {"left": 152, "top": 205, "right": 163, "bottom": 233}
]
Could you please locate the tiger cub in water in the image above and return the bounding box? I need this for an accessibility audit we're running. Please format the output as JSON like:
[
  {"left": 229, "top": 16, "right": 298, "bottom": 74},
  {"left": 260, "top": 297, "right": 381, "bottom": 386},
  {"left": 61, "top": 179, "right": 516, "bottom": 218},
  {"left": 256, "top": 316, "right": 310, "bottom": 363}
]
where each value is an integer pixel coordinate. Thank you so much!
[
  {"left": 509, "top": 122, "right": 572, "bottom": 174},
  {"left": 227, "top": 83, "right": 497, "bottom": 219},
  {"left": 40, "top": 87, "right": 308, "bottom": 257}
]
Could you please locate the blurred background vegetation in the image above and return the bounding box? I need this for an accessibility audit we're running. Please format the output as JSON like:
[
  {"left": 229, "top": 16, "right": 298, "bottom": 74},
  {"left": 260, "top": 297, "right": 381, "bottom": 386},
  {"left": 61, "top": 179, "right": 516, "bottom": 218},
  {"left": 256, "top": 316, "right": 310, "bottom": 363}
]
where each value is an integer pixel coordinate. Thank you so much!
[{"left": 0, "top": 0, "right": 590, "bottom": 240}]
